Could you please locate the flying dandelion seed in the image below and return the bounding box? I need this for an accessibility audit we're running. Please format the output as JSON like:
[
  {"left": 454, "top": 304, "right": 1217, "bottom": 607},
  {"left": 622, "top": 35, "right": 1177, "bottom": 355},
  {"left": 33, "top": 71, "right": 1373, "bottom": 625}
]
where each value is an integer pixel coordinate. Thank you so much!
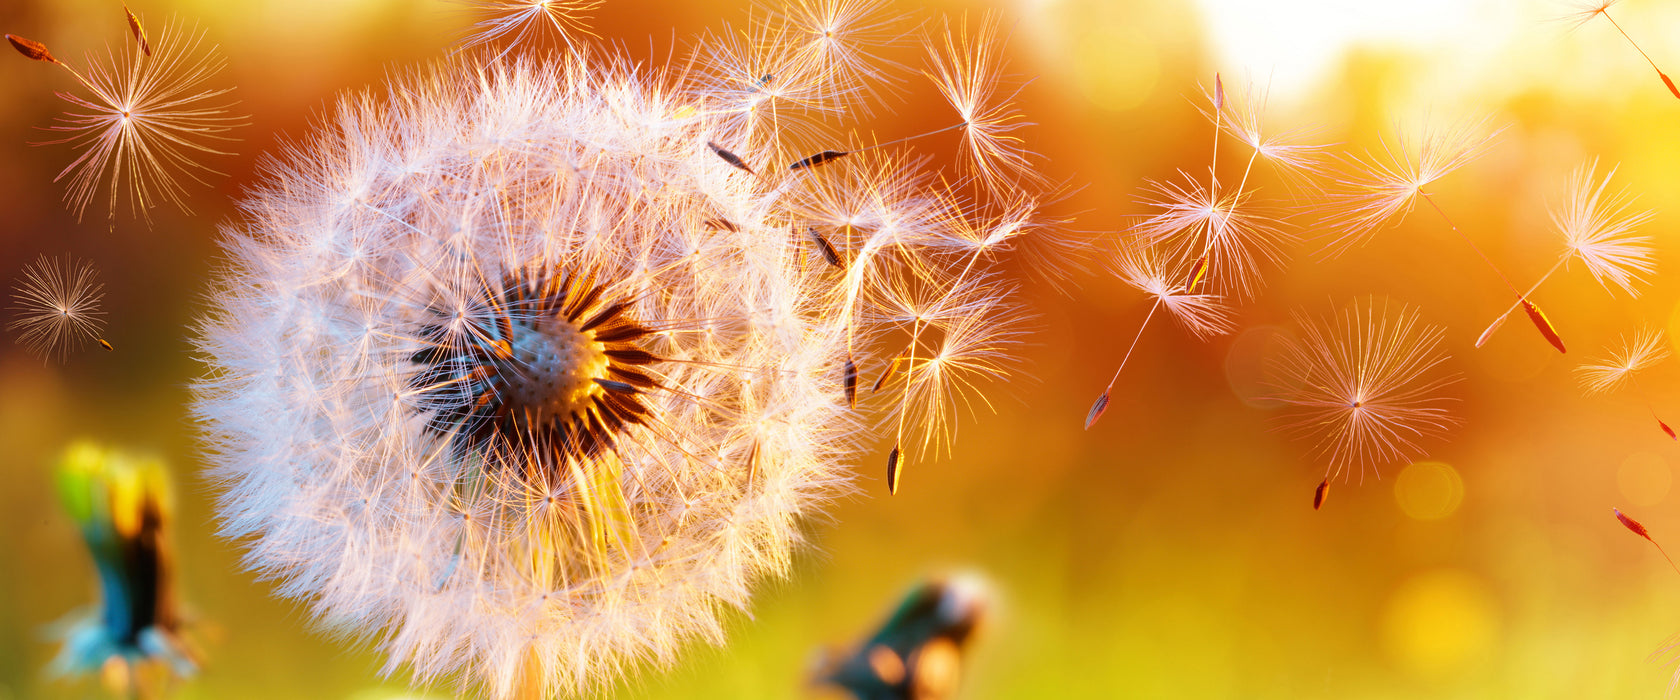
[
  {"left": 1198, "top": 77, "right": 1329, "bottom": 186},
  {"left": 1085, "top": 239, "right": 1234, "bottom": 430},
  {"left": 776, "top": 0, "right": 912, "bottom": 114},
  {"left": 123, "top": 5, "right": 153, "bottom": 57},
  {"left": 1614, "top": 507, "right": 1680, "bottom": 573},
  {"left": 9, "top": 20, "right": 242, "bottom": 221},
  {"left": 1576, "top": 327, "right": 1675, "bottom": 440},
  {"left": 193, "top": 10, "right": 1044, "bottom": 697},
  {"left": 7, "top": 255, "right": 106, "bottom": 363},
  {"left": 456, "top": 0, "right": 604, "bottom": 54},
  {"left": 778, "top": 10, "right": 1037, "bottom": 196},
  {"left": 1321, "top": 119, "right": 1573, "bottom": 352},
  {"left": 1319, "top": 117, "right": 1504, "bottom": 257},
  {"left": 1267, "top": 299, "right": 1460, "bottom": 483},
  {"left": 1130, "top": 173, "right": 1294, "bottom": 301},
  {"left": 1562, "top": 0, "right": 1680, "bottom": 100},
  {"left": 1476, "top": 161, "right": 1654, "bottom": 347},
  {"left": 1575, "top": 327, "right": 1667, "bottom": 395}
]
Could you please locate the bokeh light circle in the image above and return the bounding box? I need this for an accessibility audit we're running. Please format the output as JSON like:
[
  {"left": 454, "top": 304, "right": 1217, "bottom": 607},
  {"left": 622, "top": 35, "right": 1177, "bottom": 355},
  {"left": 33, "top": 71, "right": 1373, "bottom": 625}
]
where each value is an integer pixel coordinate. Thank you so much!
[
  {"left": 1617, "top": 452, "right": 1671, "bottom": 507},
  {"left": 1393, "top": 461, "right": 1464, "bottom": 521},
  {"left": 1381, "top": 569, "right": 1498, "bottom": 677}
]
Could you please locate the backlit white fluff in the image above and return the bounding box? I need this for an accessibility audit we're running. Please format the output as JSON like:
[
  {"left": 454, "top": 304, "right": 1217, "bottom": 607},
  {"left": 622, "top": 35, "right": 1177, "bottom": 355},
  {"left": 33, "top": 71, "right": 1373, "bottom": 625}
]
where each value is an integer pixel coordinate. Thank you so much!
[{"left": 194, "top": 13, "right": 1044, "bottom": 697}]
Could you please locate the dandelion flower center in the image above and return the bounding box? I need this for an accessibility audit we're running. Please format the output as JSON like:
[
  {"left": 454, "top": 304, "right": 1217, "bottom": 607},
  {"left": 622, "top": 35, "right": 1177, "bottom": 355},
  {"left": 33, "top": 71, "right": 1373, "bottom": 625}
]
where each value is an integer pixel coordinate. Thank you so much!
[
  {"left": 410, "top": 272, "right": 661, "bottom": 476},
  {"left": 503, "top": 312, "right": 608, "bottom": 424}
]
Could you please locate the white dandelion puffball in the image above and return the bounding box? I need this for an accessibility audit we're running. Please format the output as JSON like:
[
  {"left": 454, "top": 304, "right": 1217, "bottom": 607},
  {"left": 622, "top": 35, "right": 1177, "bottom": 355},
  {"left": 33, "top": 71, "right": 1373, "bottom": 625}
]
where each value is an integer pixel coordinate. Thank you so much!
[{"left": 194, "top": 20, "right": 1041, "bottom": 698}]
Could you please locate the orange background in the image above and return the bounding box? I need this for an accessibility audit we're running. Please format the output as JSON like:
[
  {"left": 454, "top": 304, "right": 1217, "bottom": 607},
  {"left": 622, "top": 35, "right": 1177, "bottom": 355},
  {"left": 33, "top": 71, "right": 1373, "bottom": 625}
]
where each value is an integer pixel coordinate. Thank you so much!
[{"left": 2, "top": 0, "right": 1680, "bottom": 698}]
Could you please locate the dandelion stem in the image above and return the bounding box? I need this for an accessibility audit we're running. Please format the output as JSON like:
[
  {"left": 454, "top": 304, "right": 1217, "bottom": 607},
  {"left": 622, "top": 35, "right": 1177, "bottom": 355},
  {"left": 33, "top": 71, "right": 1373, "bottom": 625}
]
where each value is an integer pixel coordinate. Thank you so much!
[
  {"left": 1101, "top": 298, "right": 1162, "bottom": 394},
  {"left": 1419, "top": 190, "right": 1522, "bottom": 296},
  {"left": 855, "top": 121, "right": 969, "bottom": 155},
  {"left": 1208, "top": 82, "right": 1222, "bottom": 198},
  {"left": 1479, "top": 252, "right": 1570, "bottom": 344},
  {"left": 1602, "top": 11, "right": 1665, "bottom": 77}
]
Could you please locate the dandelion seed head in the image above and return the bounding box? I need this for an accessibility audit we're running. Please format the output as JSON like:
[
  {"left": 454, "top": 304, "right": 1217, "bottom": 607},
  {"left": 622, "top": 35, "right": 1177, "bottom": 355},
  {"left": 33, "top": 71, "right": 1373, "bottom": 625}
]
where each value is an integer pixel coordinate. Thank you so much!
[
  {"left": 7, "top": 255, "right": 106, "bottom": 363},
  {"left": 1554, "top": 160, "right": 1655, "bottom": 296},
  {"left": 194, "top": 21, "right": 1040, "bottom": 697},
  {"left": 1576, "top": 327, "right": 1668, "bottom": 395},
  {"left": 1267, "top": 299, "right": 1460, "bottom": 481}
]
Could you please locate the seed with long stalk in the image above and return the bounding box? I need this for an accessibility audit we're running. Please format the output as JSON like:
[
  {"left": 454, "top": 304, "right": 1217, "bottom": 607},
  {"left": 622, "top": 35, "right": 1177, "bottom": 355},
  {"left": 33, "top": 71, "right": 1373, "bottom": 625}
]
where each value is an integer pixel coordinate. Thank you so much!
[
  {"left": 1134, "top": 76, "right": 1311, "bottom": 304},
  {"left": 1476, "top": 161, "right": 1653, "bottom": 347},
  {"left": 1563, "top": 1, "right": 1680, "bottom": 100},
  {"left": 8, "top": 22, "right": 243, "bottom": 221},
  {"left": 1085, "top": 240, "right": 1234, "bottom": 430},
  {"left": 1576, "top": 327, "right": 1675, "bottom": 440},
  {"left": 1615, "top": 507, "right": 1680, "bottom": 573},
  {"left": 1323, "top": 119, "right": 1566, "bottom": 352}
]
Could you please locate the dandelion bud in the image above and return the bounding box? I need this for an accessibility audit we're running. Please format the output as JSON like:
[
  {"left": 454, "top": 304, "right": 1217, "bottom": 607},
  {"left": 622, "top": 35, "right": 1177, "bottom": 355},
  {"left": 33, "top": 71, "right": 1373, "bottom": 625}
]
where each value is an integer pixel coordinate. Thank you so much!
[{"left": 51, "top": 441, "right": 198, "bottom": 691}]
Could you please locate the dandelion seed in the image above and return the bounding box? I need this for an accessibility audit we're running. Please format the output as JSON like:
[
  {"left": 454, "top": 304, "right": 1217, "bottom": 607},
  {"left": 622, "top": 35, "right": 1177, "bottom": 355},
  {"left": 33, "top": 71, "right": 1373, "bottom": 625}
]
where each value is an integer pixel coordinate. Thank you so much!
[
  {"left": 1268, "top": 299, "right": 1460, "bottom": 482},
  {"left": 886, "top": 445, "right": 902, "bottom": 495},
  {"left": 194, "top": 19, "right": 1047, "bottom": 695},
  {"left": 923, "top": 13, "right": 1036, "bottom": 193},
  {"left": 1313, "top": 478, "right": 1329, "bottom": 510},
  {"left": 783, "top": 14, "right": 1027, "bottom": 181},
  {"left": 98, "top": 338, "right": 114, "bottom": 351},
  {"left": 7, "top": 33, "right": 60, "bottom": 64},
  {"left": 124, "top": 5, "right": 153, "bottom": 57},
  {"left": 789, "top": 149, "right": 850, "bottom": 170},
  {"left": 1319, "top": 117, "right": 1504, "bottom": 257},
  {"left": 1576, "top": 327, "right": 1675, "bottom": 440},
  {"left": 1577, "top": 327, "right": 1667, "bottom": 394},
  {"left": 1085, "top": 240, "right": 1234, "bottom": 430},
  {"left": 1477, "top": 161, "right": 1653, "bottom": 347},
  {"left": 24, "top": 21, "right": 242, "bottom": 221},
  {"left": 776, "top": 0, "right": 911, "bottom": 113},
  {"left": 1562, "top": 1, "right": 1680, "bottom": 100},
  {"left": 1615, "top": 507, "right": 1680, "bottom": 573},
  {"left": 7, "top": 255, "right": 106, "bottom": 363},
  {"left": 808, "top": 227, "right": 844, "bottom": 269},
  {"left": 1522, "top": 300, "right": 1567, "bottom": 354},
  {"left": 1083, "top": 392, "right": 1110, "bottom": 431},
  {"left": 845, "top": 353, "right": 860, "bottom": 407},
  {"left": 1131, "top": 173, "right": 1293, "bottom": 301},
  {"left": 457, "top": 0, "right": 603, "bottom": 53},
  {"left": 706, "top": 140, "right": 756, "bottom": 174},
  {"left": 1111, "top": 241, "right": 1237, "bottom": 339},
  {"left": 1201, "top": 78, "right": 1329, "bottom": 183}
]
